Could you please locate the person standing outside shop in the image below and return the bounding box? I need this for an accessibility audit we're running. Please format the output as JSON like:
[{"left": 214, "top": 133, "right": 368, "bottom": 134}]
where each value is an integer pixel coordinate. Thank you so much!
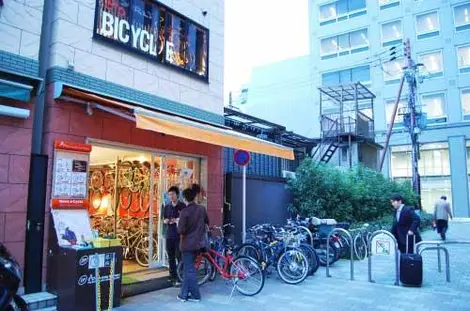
[
  {"left": 163, "top": 186, "right": 185, "bottom": 286},
  {"left": 177, "top": 187, "right": 208, "bottom": 302},
  {"left": 433, "top": 195, "right": 453, "bottom": 241},
  {"left": 390, "top": 193, "right": 422, "bottom": 253}
]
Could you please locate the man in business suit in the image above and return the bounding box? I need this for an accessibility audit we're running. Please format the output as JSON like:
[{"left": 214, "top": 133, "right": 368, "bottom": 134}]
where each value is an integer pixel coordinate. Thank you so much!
[{"left": 390, "top": 194, "right": 422, "bottom": 253}]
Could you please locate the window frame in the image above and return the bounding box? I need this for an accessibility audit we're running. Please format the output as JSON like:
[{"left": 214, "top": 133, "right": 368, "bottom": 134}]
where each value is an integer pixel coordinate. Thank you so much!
[
  {"left": 318, "top": 0, "right": 367, "bottom": 26},
  {"left": 320, "top": 27, "right": 370, "bottom": 59},
  {"left": 321, "top": 65, "right": 371, "bottom": 86},
  {"left": 415, "top": 10, "right": 441, "bottom": 40},
  {"left": 379, "top": 0, "right": 400, "bottom": 10},
  {"left": 453, "top": 2, "right": 470, "bottom": 32},
  {"left": 382, "top": 58, "right": 405, "bottom": 84},
  {"left": 385, "top": 98, "right": 407, "bottom": 127},
  {"left": 457, "top": 44, "right": 470, "bottom": 74},
  {"left": 418, "top": 50, "right": 444, "bottom": 79},
  {"left": 381, "top": 19, "right": 403, "bottom": 47},
  {"left": 420, "top": 91, "right": 447, "bottom": 124}
]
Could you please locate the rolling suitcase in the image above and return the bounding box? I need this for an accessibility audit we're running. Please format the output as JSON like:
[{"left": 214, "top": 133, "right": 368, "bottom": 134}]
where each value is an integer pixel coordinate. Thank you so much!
[{"left": 400, "top": 235, "right": 423, "bottom": 287}]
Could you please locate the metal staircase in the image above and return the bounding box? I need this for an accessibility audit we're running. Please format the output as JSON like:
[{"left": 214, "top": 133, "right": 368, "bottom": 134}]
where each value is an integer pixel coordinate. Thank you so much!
[
  {"left": 319, "top": 141, "right": 340, "bottom": 163},
  {"left": 311, "top": 117, "right": 340, "bottom": 164}
]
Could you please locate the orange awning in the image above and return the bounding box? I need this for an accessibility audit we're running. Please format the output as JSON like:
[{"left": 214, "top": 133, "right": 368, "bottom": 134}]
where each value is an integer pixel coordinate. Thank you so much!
[{"left": 134, "top": 108, "right": 294, "bottom": 160}]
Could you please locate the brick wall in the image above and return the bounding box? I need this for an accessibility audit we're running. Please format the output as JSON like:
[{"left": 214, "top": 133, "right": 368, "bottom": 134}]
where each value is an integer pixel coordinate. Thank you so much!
[
  {"left": 43, "top": 83, "right": 224, "bottom": 278},
  {"left": 50, "top": 0, "right": 225, "bottom": 115},
  {"left": 0, "top": 98, "right": 35, "bottom": 271}
]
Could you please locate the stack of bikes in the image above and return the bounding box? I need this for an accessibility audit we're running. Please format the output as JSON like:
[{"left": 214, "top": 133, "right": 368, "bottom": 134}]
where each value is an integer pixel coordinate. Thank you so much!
[{"left": 176, "top": 217, "right": 376, "bottom": 297}]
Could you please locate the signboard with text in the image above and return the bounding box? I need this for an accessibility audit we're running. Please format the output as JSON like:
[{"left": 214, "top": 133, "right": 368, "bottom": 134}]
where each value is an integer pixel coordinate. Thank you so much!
[
  {"left": 51, "top": 140, "right": 92, "bottom": 208},
  {"left": 93, "top": 0, "right": 209, "bottom": 80}
]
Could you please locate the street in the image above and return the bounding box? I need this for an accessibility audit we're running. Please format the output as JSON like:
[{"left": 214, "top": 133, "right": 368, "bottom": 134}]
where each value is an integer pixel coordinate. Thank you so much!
[{"left": 117, "top": 221, "right": 470, "bottom": 311}]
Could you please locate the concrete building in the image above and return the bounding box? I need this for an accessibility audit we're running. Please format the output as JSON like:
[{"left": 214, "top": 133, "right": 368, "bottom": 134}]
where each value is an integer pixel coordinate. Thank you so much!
[{"left": 245, "top": 0, "right": 470, "bottom": 217}]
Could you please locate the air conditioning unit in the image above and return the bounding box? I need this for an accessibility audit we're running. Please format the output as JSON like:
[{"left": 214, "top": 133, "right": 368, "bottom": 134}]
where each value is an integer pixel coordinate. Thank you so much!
[{"left": 282, "top": 170, "right": 296, "bottom": 179}]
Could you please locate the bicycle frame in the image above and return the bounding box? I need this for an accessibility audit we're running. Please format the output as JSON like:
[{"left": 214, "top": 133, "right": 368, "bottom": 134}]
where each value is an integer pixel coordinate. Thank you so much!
[{"left": 197, "top": 249, "right": 244, "bottom": 280}]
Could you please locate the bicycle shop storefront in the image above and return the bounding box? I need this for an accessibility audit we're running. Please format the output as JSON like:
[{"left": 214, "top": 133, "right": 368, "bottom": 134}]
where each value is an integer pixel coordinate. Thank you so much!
[{"left": 45, "top": 85, "right": 294, "bottom": 306}]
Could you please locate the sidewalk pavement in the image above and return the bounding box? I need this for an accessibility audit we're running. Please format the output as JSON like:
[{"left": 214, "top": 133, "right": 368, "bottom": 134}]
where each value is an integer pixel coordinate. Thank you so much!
[{"left": 117, "top": 221, "right": 470, "bottom": 311}]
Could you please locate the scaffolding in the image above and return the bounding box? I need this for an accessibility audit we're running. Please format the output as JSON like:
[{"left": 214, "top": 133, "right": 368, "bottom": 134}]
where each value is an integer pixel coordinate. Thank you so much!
[{"left": 314, "top": 82, "right": 382, "bottom": 167}]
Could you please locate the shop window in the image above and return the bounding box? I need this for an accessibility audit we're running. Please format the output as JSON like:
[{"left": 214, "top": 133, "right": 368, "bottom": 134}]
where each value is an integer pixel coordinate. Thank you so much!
[
  {"left": 88, "top": 145, "right": 203, "bottom": 280},
  {"left": 320, "top": 28, "right": 369, "bottom": 59},
  {"left": 381, "top": 20, "right": 402, "bottom": 47},
  {"left": 462, "top": 88, "right": 470, "bottom": 120},
  {"left": 457, "top": 45, "right": 470, "bottom": 74},
  {"left": 383, "top": 58, "right": 405, "bottom": 84},
  {"left": 418, "top": 51, "right": 444, "bottom": 78},
  {"left": 379, "top": 0, "right": 400, "bottom": 10},
  {"left": 416, "top": 11, "right": 440, "bottom": 39},
  {"left": 319, "top": 0, "right": 367, "bottom": 26},
  {"left": 421, "top": 92, "right": 446, "bottom": 123},
  {"left": 454, "top": 2, "right": 470, "bottom": 32}
]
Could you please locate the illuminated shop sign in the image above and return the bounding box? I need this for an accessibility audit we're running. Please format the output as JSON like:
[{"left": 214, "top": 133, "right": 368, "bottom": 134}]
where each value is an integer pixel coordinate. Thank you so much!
[{"left": 94, "top": 0, "right": 209, "bottom": 80}]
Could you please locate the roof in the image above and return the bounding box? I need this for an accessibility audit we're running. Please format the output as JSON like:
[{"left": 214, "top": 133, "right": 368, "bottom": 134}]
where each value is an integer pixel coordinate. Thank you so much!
[
  {"left": 318, "top": 82, "right": 376, "bottom": 103},
  {"left": 224, "top": 107, "right": 316, "bottom": 149}
]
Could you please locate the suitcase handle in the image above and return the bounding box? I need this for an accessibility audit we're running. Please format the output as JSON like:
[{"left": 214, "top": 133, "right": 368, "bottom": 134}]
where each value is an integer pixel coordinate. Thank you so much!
[{"left": 405, "top": 234, "right": 416, "bottom": 254}]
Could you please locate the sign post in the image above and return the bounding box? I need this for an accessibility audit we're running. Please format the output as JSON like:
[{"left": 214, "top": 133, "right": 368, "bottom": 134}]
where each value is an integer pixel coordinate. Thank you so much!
[{"left": 233, "top": 150, "right": 251, "bottom": 243}]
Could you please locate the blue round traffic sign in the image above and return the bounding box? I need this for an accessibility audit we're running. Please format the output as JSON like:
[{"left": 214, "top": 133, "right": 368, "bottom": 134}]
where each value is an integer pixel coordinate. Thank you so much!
[{"left": 234, "top": 150, "right": 251, "bottom": 166}]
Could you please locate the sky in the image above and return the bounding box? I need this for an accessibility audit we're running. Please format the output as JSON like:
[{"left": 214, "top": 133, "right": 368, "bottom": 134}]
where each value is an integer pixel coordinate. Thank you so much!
[{"left": 223, "top": 0, "right": 310, "bottom": 105}]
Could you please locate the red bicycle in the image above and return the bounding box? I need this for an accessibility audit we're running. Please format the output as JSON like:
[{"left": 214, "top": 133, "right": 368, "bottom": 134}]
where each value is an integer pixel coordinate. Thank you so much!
[{"left": 177, "top": 244, "right": 265, "bottom": 296}]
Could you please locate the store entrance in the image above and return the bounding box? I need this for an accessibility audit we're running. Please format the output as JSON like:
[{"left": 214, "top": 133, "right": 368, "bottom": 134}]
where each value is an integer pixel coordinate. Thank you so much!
[{"left": 88, "top": 144, "right": 201, "bottom": 284}]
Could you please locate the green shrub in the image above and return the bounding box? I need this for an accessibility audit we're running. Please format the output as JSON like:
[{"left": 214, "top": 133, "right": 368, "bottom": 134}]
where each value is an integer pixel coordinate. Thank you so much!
[{"left": 287, "top": 159, "right": 419, "bottom": 223}]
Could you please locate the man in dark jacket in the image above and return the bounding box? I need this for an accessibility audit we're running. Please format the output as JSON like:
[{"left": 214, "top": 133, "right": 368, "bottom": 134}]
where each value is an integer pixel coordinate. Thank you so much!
[
  {"left": 176, "top": 187, "right": 209, "bottom": 302},
  {"left": 163, "top": 186, "right": 185, "bottom": 285},
  {"left": 390, "top": 193, "right": 422, "bottom": 253}
]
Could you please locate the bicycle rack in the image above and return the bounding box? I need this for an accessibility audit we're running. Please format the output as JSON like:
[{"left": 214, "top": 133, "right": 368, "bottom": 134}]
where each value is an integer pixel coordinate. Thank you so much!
[
  {"left": 418, "top": 246, "right": 450, "bottom": 282},
  {"left": 416, "top": 240, "right": 470, "bottom": 277},
  {"left": 297, "top": 225, "right": 314, "bottom": 249},
  {"left": 326, "top": 228, "right": 354, "bottom": 281},
  {"left": 368, "top": 230, "right": 399, "bottom": 286}
]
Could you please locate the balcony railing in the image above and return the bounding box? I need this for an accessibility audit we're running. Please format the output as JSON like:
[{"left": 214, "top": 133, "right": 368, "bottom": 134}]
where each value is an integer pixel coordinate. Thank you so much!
[{"left": 321, "top": 112, "right": 374, "bottom": 139}]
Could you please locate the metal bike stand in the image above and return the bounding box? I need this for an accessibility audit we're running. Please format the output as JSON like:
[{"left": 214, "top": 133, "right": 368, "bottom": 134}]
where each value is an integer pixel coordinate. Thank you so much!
[
  {"left": 367, "top": 230, "right": 399, "bottom": 286},
  {"left": 419, "top": 246, "right": 450, "bottom": 282},
  {"left": 298, "top": 225, "right": 314, "bottom": 248},
  {"left": 326, "top": 228, "right": 354, "bottom": 281}
]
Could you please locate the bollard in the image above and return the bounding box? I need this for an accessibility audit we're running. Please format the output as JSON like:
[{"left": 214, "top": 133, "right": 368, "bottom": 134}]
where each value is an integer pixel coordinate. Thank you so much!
[{"left": 326, "top": 228, "right": 354, "bottom": 281}]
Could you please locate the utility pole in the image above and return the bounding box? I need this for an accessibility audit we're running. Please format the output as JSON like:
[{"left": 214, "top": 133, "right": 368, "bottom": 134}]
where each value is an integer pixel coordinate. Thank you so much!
[{"left": 403, "top": 38, "right": 421, "bottom": 196}]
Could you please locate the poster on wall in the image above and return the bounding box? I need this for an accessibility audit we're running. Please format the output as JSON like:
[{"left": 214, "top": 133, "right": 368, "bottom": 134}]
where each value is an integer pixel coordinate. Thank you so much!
[
  {"left": 51, "top": 209, "right": 94, "bottom": 247},
  {"left": 51, "top": 140, "right": 92, "bottom": 208}
]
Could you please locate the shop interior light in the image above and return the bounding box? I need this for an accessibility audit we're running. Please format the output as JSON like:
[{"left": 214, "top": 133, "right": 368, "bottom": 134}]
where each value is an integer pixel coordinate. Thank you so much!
[{"left": 138, "top": 155, "right": 147, "bottom": 163}]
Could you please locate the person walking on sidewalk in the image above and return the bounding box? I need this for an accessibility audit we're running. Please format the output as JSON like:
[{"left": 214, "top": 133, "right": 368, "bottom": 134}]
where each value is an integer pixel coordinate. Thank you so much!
[
  {"left": 390, "top": 193, "right": 422, "bottom": 253},
  {"left": 433, "top": 195, "right": 453, "bottom": 241},
  {"left": 177, "top": 187, "right": 209, "bottom": 302},
  {"left": 163, "top": 186, "right": 186, "bottom": 286}
]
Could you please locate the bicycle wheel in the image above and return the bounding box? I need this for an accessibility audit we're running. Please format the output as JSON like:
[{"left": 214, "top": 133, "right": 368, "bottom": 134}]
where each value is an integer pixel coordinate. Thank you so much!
[
  {"left": 337, "top": 234, "right": 350, "bottom": 258},
  {"left": 235, "top": 243, "right": 262, "bottom": 263},
  {"left": 316, "top": 243, "right": 337, "bottom": 266},
  {"left": 354, "top": 234, "right": 367, "bottom": 260},
  {"left": 176, "top": 253, "right": 212, "bottom": 286},
  {"left": 276, "top": 249, "right": 309, "bottom": 285},
  {"left": 299, "top": 243, "right": 319, "bottom": 275},
  {"left": 230, "top": 255, "right": 265, "bottom": 296},
  {"left": 135, "top": 236, "right": 158, "bottom": 267}
]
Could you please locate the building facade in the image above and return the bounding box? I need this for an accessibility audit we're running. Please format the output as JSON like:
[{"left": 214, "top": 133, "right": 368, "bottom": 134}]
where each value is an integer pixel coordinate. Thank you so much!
[{"left": 247, "top": 0, "right": 470, "bottom": 216}]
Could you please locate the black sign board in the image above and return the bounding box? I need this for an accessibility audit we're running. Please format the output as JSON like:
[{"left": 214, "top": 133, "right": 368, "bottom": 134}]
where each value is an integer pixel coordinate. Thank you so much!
[{"left": 94, "top": 0, "right": 209, "bottom": 80}]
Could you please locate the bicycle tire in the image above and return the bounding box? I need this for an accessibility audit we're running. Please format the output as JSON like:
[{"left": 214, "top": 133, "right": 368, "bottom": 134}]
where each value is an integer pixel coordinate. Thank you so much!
[
  {"left": 176, "top": 253, "right": 212, "bottom": 286},
  {"left": 135, "top": 237, "right": 158, "bottom": 267},
  {"left": 230, "top": 255, "right": 265, "bottom": 296},
  {"left": 354, "top": 234, "right": 367, "bottom": 260},
  {"left": 299, "top": 243, "right": 319, "bottom": 275},
  {"left": 276, "top": 249, "right": 309, "bottom": 285},
  {"left": 235, "top": 243, "right": 262, "bottom": 264}
]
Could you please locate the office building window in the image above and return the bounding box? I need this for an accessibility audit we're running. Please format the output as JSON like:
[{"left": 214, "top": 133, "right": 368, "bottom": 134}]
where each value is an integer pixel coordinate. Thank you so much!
[
  {"left": 319, "top": 0, "right": 367, "bottom": 26},
  {"left": 416, "top": 11, "right": 440, "bottom": 39},
  {"left": 462, "top": 89, "right": 470, "bottom": 119},
  {"left": 418, "top": 51, "right": 444, "bottom": 78},
  {"left": 454, "top": 2, "right": 470, "bottom": 32},
  {"left": 383, "top": 58, "right": 405, "bottom": 84},
  {"left": 321, "top": 65, "right": 370, "bottom": 86},
  {"left": 320, "top": 28, "right": 369, "bottom": 59},
  {"left": 421, "top": 93, "right": 446, "bottom": 122},
  {"left": 458, "top": 45, "right": 470, "bottom": 74},
  {"left": 381, "top": 20, "right": 402, "bottom": 47},
  {"left": 385, "top": 99, "right": 407, "bottom": 125},
  {"left": 379, "top": 0, "right": 400, "bottom": 10}
]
